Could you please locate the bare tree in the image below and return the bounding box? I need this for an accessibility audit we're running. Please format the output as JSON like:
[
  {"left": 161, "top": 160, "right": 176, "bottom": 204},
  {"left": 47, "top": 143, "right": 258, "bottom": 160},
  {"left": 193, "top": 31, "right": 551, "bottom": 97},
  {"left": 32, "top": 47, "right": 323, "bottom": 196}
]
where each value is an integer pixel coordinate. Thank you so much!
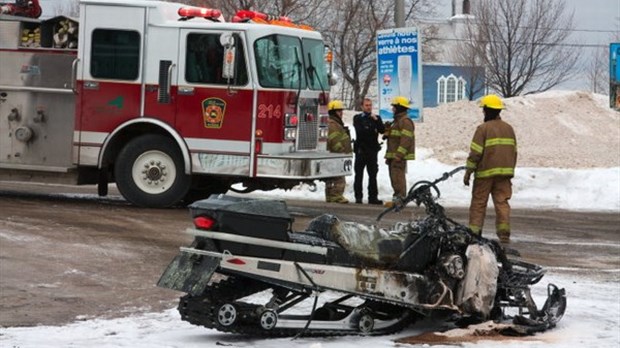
[
  {"left": 420, "top": 23, "right": 440, "bottom": 63},
  {"left": 587, "top": 46, "right": 609, "bottom": 95},
  {"left": 468, "top": 0, "right": 579, "bottom": 97},
  {"left": 449, "top": 19, "right": 487, "bottom": 100},
  {"left": 320, "top": 0, "right": 436, "bottom": 109},
  {"left": 320, "top": 1, "right": 391, "bottom": 109}
]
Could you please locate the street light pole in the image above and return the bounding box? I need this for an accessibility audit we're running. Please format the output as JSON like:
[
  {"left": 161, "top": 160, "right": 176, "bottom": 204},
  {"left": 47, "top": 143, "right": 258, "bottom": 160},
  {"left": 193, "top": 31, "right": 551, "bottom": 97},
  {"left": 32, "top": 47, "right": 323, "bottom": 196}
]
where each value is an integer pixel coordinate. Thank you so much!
[{"left": 395, "top": 0, "right": 405, "bottom": 27}]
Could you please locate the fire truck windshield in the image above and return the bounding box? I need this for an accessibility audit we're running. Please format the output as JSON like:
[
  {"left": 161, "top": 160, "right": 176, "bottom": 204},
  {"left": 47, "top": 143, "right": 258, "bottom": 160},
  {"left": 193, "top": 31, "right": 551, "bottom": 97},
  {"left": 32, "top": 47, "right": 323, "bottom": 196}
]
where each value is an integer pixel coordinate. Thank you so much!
[
  {"left": 255, "top": 35, "right": 328, "bottom": 91},
  {"left": 302, "top": 38, "right": 329, "bottom": 91}
]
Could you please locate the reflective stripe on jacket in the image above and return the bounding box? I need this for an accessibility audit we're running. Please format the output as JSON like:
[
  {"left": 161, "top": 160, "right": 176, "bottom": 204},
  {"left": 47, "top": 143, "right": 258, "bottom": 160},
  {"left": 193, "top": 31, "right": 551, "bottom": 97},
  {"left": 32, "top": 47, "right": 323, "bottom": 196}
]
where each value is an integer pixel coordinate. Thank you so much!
[
  {"left": 466, "top": 118, "right": 517, "bottom": 178},
  {"left": 328, "top": 115, "right": 352, "bottom": 154},
  {"left": 385, "top": 111, "right": 415, "bottom": 160}
]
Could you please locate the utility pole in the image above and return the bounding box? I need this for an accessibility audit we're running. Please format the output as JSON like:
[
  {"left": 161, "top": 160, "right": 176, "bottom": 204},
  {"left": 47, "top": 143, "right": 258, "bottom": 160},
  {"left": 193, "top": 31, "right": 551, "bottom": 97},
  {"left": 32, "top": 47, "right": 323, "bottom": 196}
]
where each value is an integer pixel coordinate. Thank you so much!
[{"left": 395, "top": 0, "right": 405, "bottom": 27}]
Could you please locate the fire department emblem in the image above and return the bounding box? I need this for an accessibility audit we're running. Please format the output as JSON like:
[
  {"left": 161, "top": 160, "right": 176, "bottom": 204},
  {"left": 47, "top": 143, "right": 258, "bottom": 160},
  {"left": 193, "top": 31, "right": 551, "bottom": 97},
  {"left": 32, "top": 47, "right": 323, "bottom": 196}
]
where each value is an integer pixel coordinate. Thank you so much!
[{"left": 202, "top": 98, "right": 226, "bottom": 129}]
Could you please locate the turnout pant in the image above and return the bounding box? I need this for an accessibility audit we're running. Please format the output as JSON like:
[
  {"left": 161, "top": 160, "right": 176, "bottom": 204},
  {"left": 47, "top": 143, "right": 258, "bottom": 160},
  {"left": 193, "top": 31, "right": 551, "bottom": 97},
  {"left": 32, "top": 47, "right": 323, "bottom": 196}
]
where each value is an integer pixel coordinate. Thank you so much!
[
  {"left": 354, "top": 149, "right": 379, "bottom": 201},
  {"left": 468, "top": 176, "right": 512, "bottom": 238},
  {"left": 388, "top": 159, "right": 407, "bottom": 200}
]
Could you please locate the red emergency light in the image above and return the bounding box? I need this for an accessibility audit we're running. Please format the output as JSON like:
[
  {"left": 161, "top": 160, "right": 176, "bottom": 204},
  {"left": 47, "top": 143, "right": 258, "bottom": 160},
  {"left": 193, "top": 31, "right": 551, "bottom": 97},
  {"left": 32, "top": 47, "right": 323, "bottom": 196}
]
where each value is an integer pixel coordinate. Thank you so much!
[
  {"left": 286, "top": 114, "right": 299, "bottom": 126},
  {"left": 178, "top": 7, "right": 221, "bottom": 20},
  {"left": 231, "top": 10, "right": 313, "bottom": 30}
]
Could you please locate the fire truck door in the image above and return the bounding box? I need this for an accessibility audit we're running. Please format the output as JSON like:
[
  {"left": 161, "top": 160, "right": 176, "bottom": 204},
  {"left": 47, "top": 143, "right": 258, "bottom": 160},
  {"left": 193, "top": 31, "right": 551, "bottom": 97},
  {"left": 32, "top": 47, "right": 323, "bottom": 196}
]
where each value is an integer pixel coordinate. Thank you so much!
[
  {"left": 142, "top": 18, "right": 179, "bottom": 124},
  {"left": 76, "top": 4, "right": 146, "bottom": 157},
  {"left": 175, "top": 30, "right": 254, "bottom": 175}
]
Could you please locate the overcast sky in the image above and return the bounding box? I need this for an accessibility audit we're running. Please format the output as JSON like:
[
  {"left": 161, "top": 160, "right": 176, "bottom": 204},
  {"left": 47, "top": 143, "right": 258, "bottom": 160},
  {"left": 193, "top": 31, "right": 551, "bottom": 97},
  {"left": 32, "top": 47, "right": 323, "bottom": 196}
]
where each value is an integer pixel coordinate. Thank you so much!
[
  {"left": 38, "top": 0, "right": 620, "bottom": 91},
  {"left": 436, "top": 0, "right": 620, "bottom": 90},
  {"left": 39, "top": 0, "right": 620, "bottom": 40}
]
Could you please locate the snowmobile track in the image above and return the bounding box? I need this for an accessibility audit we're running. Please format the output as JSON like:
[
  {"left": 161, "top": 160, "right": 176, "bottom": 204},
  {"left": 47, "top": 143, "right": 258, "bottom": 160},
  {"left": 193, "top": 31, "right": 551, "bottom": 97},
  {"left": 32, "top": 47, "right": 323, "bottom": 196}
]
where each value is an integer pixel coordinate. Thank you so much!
[{"left": 178, "top": 274, "right": 414, "bottom": 337}]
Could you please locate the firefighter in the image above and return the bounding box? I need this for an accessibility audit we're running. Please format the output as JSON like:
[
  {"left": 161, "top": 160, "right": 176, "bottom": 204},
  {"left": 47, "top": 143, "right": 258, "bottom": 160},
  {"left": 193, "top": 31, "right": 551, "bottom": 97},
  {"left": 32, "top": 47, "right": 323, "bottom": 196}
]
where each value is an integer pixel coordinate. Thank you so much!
[
  {"left": 384, "top": 96, "right": 415, "bottom": 207},
  {"left": 325, "top": 100, "right": 352, "bottom": 203},
  {"left": 353, "top": 98, "right": 385, "bottom": 205},
  {"left": 463, "top": 94, "right": 517, "bottom": 244}
]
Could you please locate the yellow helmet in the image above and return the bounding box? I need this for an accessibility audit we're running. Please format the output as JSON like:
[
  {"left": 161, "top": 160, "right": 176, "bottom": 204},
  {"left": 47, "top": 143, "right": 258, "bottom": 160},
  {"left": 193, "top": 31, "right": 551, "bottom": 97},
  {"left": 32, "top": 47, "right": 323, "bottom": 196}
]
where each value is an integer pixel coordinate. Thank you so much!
[
  {"left": 479, "top": 94, "right": 504, "bottom": 109},
  {"left": 327, "top": 100, "right": 344, "bottom": 111},
  {"left": 391, "top": 96, "right": 410, "bottom": 109}
]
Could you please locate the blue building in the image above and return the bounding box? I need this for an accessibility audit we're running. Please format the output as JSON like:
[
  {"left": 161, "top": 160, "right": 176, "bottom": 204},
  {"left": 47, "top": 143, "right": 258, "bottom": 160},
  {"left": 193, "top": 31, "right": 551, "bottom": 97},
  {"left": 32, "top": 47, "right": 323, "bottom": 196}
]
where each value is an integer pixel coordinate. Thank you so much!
[
  {"left": 419, "top": 0, "right": 486, "bottom": 108},
  {"left": 422, "top": 63, "right": 485, "bottom": 107}
]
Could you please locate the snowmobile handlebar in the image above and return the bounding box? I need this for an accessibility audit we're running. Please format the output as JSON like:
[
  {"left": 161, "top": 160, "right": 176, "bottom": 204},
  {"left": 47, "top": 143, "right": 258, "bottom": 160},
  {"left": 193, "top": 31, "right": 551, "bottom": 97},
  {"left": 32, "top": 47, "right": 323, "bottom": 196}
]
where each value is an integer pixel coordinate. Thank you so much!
[{"left": 376, "top": 166, "right": 466, "bottom": 221}]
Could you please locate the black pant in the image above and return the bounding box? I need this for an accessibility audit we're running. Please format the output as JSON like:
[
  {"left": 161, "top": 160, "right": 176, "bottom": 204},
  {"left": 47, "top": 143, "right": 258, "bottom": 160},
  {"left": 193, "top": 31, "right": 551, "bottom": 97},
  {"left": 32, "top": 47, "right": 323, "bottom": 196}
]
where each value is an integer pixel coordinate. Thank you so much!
[{"left": 354, "top": 149, "right": 379, "bottom": 201}]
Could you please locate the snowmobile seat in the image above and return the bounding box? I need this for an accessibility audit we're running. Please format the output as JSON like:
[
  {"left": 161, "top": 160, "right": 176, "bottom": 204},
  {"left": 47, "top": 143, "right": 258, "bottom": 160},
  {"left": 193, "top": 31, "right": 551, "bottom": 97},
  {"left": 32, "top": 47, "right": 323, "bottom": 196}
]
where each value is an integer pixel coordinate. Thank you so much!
[
  {"left": 302, "top": 214, "right": 408, "bottom": 267},
  {"left": 285, "top": 230, "right": 355, "bottom": 265},
  {"left": 303, "top": 214, "right": 439, "bottom": 271}
]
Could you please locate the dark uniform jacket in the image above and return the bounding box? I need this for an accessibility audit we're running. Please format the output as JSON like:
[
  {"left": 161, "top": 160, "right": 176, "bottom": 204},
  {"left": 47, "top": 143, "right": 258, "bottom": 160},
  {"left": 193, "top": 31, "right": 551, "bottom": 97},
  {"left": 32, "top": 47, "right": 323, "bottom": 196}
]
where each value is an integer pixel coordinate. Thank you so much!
[
  {"left": 466, "top": 117, "right": 517, "bottom": 178},
  {"left": 385, "top": 111, "right": 415, "bottom": 160},
  {"left": 353, "top": 112, "right": 385, "bottom": 153},
  {"left": 328, "top": 115, "right": 352, "bottom": 154}
]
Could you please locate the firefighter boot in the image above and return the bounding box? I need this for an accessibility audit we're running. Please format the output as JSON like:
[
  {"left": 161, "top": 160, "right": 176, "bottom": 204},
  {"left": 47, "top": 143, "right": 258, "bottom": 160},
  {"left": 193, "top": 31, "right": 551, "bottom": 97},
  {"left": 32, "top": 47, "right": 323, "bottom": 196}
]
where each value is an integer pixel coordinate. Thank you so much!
[
  {"left": 325, "top": 195, "right": 349, "bottom": 204},
  {"left": 469, "top": 225, "right": 482, "bottom": 236},
  {"left": 384, "top": 196, "right": 402, "bottom": 208},
  {"left": 329, "top": 195, "right": 349, "bottom": 204},
  {"left": 368, "top": 198, "right": 383, "bottom": 205},
  {"left": 497, "top": 230, "right": 511, "bottom": 244}
]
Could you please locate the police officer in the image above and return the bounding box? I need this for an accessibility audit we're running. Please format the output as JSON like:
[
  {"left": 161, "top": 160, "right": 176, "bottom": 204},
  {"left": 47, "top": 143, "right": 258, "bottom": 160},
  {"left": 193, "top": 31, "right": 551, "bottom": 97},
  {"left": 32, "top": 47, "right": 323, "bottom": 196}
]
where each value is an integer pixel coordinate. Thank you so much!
[
  {"left": 463, "top": 94, "right": 517, "bottom": 244},
  {"left": 384, "top": 96, "right": 415, "bottom": 207},
  {"left": 353, "top": 98, "right": 385, "bottom": 204},
  {"left": 325, "top": 100, "right": 352, "bottom": 203}
]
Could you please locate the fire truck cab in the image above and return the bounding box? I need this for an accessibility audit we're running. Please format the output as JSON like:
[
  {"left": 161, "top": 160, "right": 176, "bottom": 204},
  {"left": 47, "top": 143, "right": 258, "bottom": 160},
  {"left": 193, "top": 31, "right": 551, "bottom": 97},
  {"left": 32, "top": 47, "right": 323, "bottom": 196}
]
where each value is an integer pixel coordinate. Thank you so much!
[{"left": 0, "top": 0, "right": 351, "bottom": 207}]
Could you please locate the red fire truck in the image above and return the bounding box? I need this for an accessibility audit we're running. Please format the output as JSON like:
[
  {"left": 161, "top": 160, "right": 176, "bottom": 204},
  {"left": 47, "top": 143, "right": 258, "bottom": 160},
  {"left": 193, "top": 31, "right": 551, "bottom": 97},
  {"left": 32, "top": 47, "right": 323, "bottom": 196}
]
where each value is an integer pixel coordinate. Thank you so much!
[{"left": 0, "top": 0, "right": 351, "bottom": 207}]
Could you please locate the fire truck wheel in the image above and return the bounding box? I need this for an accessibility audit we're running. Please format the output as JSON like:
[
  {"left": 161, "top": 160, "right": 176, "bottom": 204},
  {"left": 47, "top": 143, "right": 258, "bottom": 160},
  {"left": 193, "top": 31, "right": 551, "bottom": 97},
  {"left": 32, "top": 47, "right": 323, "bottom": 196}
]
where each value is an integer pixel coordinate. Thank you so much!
[{"left": 114, "top": 134, "right": 190, "bottom": 208}]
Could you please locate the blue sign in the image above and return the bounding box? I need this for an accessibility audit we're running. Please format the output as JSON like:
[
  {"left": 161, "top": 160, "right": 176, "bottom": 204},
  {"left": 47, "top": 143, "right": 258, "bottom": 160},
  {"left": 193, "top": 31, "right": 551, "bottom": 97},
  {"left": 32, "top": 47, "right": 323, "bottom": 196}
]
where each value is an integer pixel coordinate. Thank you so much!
[
  {"left": 610, "top": 43, "right": 620, "bottom": 82},
  {"left": 376, "top": 27, "right": 423, "bottom": 121},
  {"left": 611, "top": 43, "right": 620, "bottom": 110}
]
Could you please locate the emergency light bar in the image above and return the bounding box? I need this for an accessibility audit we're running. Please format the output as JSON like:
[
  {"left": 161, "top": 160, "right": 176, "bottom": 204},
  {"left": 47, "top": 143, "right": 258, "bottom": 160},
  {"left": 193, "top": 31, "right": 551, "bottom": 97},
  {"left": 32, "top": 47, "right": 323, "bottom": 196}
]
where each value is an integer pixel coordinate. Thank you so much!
[
  {"left": 233, "top": 10, "right": 291, "bottom": 23},
  {"left": 232, "top": 10, "right": 314, "bottom": 31},
  {"left": 178, "top": 7, "right": 221, "bottom": 20}
]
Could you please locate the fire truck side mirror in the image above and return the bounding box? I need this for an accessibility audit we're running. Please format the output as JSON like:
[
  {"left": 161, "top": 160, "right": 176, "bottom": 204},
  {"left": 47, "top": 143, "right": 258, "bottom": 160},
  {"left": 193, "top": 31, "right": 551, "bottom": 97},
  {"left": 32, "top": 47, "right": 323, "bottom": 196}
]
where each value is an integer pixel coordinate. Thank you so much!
[
  {"left": 222, "top": 46, "right": 236, "bottom": 80},
  {"left": 325, "top": 45, "right": 338, "bottom": 86},
  {"left": 328, "top": 71, "right": 339, "bottom": 87},
  {"left": 220, "top": 33, "right": 236, "bottom": 81}
]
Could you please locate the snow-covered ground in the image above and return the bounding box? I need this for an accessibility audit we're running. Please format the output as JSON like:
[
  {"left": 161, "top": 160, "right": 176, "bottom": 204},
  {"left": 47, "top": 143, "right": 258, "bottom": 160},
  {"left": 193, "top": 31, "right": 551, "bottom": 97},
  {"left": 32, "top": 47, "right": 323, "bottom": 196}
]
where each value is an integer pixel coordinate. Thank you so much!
[
  {"left": 1, "top": 273, "right": 618, "bottom": 348},
  {"left": 2, "top": 155, "right": 619, "bottom": 347},
  {"left": 1, "top": 91, "right": 619, "bottom": 347},
  {"left": 248, "top": 149, "right": 620, "bottom": 213}
]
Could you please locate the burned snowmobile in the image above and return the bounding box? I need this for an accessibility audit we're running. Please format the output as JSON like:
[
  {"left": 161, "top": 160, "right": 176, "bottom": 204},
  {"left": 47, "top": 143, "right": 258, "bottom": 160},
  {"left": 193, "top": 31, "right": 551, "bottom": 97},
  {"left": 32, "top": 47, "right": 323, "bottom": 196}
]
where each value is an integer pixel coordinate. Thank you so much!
[{"left": 158, "top": 166, "right": 566, "bottom": 336}]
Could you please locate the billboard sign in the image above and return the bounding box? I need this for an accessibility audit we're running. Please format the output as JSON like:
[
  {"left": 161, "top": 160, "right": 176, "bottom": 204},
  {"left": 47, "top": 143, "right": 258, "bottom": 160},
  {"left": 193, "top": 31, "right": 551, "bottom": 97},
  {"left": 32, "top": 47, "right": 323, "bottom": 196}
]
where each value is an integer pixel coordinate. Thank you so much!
[{"left": 376, "top": 27, "right": 423, "bottom": 121}]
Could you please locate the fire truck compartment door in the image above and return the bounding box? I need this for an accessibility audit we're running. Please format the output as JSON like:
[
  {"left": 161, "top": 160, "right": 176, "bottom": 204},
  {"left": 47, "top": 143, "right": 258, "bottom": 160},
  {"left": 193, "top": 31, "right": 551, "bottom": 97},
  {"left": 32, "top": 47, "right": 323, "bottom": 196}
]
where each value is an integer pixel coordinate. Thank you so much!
[
  {"left": 76, "top": 4, "right": 146, "bottom": 162},
  {"left": 78, "top": 4, "right": 145, "bottom": 83}
]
